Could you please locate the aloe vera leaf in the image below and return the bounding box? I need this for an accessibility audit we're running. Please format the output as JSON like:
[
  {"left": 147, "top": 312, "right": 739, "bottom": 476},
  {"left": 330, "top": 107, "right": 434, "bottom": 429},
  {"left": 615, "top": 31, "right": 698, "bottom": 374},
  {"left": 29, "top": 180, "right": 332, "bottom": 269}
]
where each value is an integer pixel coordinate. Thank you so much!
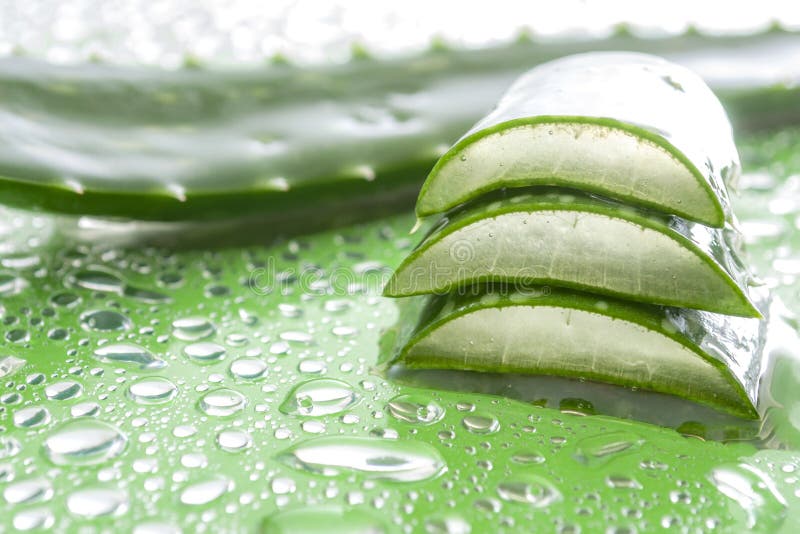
[
  {"left": 385, "top": 286, "right": 767, "bottom": 419},
  {"left": 384, "top": 189, "right": 759, "bottom": 316},
  {"left": 0, "top": 30, "right": 799, "bottom": 220},
  {"left": 416, "top": 52, "right": 736, "bottom": 226}
]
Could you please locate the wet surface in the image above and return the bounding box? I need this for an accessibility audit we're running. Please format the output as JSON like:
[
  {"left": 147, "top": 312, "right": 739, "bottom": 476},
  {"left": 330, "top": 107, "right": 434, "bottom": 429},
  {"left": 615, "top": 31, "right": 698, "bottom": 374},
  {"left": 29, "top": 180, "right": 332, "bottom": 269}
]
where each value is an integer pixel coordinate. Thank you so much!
[{"left": 0, "top": 129, "right": 799, "bottom": 531}]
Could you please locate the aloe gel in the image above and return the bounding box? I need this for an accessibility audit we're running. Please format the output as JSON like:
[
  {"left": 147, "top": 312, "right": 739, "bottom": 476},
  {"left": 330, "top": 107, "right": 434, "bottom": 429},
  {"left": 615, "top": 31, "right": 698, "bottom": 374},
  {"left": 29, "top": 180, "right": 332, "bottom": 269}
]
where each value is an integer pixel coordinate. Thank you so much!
[
  {"left": 417, "top": 52, "right": 739, "bottom": 226},
  {"left": 382, "top": 287, "right": 765, "bottom": 419},
  {"left": 385, "top": 189, "right": 759, "bottom": 317}
]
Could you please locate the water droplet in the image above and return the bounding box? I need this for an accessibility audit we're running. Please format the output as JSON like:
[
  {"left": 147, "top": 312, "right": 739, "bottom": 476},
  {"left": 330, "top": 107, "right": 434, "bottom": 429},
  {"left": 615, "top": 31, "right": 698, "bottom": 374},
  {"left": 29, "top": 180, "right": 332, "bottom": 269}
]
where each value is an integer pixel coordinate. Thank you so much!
[
  {"left": 44, "top": 380, "right": 83, "bottom": 401},
  {"left": 67, "top": 488, "right": 129, "bottom": 518},
  {"left": 462, "top": 413, "right": 499, "bottom": 434},
  {"left": 511, "top": 451, "right": 546, "bottom": 465},
  {"left": 280, "top": 331, "right": 313, "bottom": 344},
  {"left": 473, "top": 498, "right": 501, "bottom": 513},
  {"left": 298, "top": 360, "right": 326, "bottom": 374},
  {"left": 456, "top": 401, "right": 475, "bottom": 412},
  {"left": 278, "top": 303, "right": 302, "bottom": 318},
  {"left": 13, "top": 507, "right": 54, "bottom": 531},
  {"left": 42, "top": 419, "right": 127, "bottom": 466},
  {"left": 302, "top": 420, "right": 326, "bottom": 434},
  {"left": 225, "top": 333, "right": 248, "bottom": 346},
  {"left": 497, "top": 474, "right": 561, "bottom": 508},
  {"left": 280, "top": 378, "right": 360, "bottom": 417},
  {"left": 128, "top": 377, "right": 178, "bottom": 405},
  {"left": 605, "top": 475, "right": 642, "bottom": 490},
  {"left": 26, "top": 373, "right": 45, "bottom": 385},
  {"left": 50, "top": 292, "right": 81, "bottom": 307},
  {"left": 48, "top": 328, "right": 69, "bottom": 340},
  {"left": 205, "top": 284, "right": 230, "bottom": 297},
  {"left": 217, "top": 429, "right": 252, "bottom": 453},
  {"left": 3, "top": 478, "right": 53, "bottom": 504},
  {"left": 261, "top": 506, "right": 388, "bottom": 534},
  {"left": 279, "top": 436, "right": 446, "bottom": 482},
  {"left": 270, "top": 341, "right": 290, "bottom": 355},
  {"left": 424, "top": 515, "right": 471, "bottom": 534},
  {"left": 369, "top": 427, "right": 399, "bottom": 440},
  {"left": 181, "top": 452, "right": 208, "bottom": 468},
  {"left": 123, "top": 286, "right": 170, "bottom": 303},
  {"left": 0, "top": 273, "right": 28, "bottom": 296},
  {"left": 387, "top": 394, "right": 445, "bottom": 425},
  {"left": 133, "top": 522, "right": 182, "bottom": 534},
  {"left": 173, "top": 425, "right": 197, "bottom": 438},
  {"left": 158, "top": 272, "right": 184, "bottom": 288},
  {"left": 238, "top": 308, "right": 258, "bottom": 325},
  {"left": 324, "top": 299, "right": 352, "bottom": 314},
  {"left": 709, "top": 463, "right": 787, "bottom": 530},
  {"left": 639, "top": 459, "right": 669, "bottom": 471},
  {"left": 198, "top": 388, "right": 247, "bottom": 417},
  {"left": 172, "top": 317, "right": 216, "bottom": 341},
  {"left": 0, "top": 355, "right": 26, "bottom": 378},
  {"left": 274, "top": 428, "right": 293, "bottom": 440},
  {"left": 14, "top": 406, "right": 50, "bottom": 428},
  {"left": 80, "top": 309, "right": 131, "bottom": 331},
  {"left": 0, "top": 463, "right": 14, "bottom": 483},
  {"left": 271, "top": 477, "right": 296, "bottom": 495},
  {"left": 0, "top": 436, "right": 22, "bottom": 459},
  {"left": 71, "top": 402, "right": 100, "bottom": 417},
  {"left": 332, "top": 325, "right": 358, "bottom": 337},
  {"left": 184, "top": 342, "right": 226, "bottom": 364},
  {"left": 69, "top": 268, "right": 124, "bottom": 293},
  {"left": 180, "top": 478, "right": 232, "bottom": 505},
  {"left": 670, "top": 490, "right": 692, "bottom": 504},
  {"left": 559, "top": 397, "right": 595, "bottom": 415},
  {"left": 1, "top": 392, "right": 20, "bottom": 405},
  {"left": 5, "top": 328, "right": 29, "bottom": 343},
  {"left": 230, "top": 357, "right": 267, "bottom": 380},
  {"left": 1, "top": 253, "right": 40, "bottom": 269},
  {"left": 575, "top": 431, "right": 642, "bottom": 466},
  {"left": 94, "top": 343, "right": 165, "bottom": 369}
]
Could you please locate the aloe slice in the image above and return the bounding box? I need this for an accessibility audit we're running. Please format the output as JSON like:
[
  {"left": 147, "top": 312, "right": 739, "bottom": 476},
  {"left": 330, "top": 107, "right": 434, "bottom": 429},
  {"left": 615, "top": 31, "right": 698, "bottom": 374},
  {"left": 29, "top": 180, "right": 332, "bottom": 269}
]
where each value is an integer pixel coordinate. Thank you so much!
[
  {"left": 416, "top": 52, "right": 738, "bottom": 226},
  {"left": 384, "top": 189, "right": 759, "bottom": 317},
  {"left": 382, "top": 287, "right": 766, "bottom": 419}
]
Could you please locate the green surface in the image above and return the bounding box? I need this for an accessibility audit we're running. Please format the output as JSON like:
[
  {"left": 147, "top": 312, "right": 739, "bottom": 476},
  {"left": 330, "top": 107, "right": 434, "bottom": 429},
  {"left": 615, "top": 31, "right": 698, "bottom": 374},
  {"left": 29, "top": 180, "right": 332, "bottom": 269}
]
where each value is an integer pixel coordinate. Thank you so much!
[
  {"left": 385, "top": 189, "right": 758, "bottom": 316},
  {"left": 0, "top": 129, "right": 799, "bottom": 532},
  {"left": 0, "top": 29, "right": 799, "bottom": 220},
  {"left": 416, "top": 53, "right": 737, "bottom": 226}
]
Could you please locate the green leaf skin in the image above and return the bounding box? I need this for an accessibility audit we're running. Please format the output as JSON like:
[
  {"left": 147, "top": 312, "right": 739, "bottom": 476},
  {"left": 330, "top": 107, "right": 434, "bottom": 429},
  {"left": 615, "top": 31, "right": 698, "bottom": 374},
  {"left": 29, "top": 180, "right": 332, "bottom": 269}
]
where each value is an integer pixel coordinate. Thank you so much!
[
  {"left": 0, "top": 30, "right": 799, "bottom": 220},
  {"left": 417, "top": 52, "right": 737, "bottom": 226},
  {"left": 384, "top": 189, "right": 760, "bottom": 317},
  {"left": 384, "top": 286, "right": 767, "bottom": 419}
]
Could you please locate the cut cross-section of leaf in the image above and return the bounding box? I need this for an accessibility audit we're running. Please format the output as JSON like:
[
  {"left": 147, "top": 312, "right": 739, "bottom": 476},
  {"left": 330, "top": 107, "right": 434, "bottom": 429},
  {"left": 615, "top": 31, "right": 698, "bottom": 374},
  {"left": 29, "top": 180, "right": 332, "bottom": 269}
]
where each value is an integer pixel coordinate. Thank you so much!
[
  {"left": 385, "top": 189, "right": 759, "bottom": 317},
  {"left": 383, "top": 287, "right": 766, "bottom": 419},
  {"left": 416, "top": 52, "right": 739, "bottom": 226}
]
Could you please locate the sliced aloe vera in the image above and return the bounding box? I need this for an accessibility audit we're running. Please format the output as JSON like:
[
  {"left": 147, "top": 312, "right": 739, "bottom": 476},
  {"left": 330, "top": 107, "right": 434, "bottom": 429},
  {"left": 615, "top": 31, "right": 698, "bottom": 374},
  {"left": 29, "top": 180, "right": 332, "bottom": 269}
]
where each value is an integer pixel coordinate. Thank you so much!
[
  {"left": 382, "top": 287, "right": 766, "bottom": 419},
  {"left": 384, "top": 189, "right": 759, "bottom": 317},
  {"left": 417, "top": 52, "right": 738, "bottom": 226}
]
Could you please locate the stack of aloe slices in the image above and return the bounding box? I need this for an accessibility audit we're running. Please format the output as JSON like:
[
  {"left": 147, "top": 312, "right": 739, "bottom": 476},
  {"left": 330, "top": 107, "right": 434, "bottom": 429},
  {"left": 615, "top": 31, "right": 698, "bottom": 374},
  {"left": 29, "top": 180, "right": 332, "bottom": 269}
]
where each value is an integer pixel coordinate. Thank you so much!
[{"left": 382, "top": 52, "right": 767, "bottom": 419}]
